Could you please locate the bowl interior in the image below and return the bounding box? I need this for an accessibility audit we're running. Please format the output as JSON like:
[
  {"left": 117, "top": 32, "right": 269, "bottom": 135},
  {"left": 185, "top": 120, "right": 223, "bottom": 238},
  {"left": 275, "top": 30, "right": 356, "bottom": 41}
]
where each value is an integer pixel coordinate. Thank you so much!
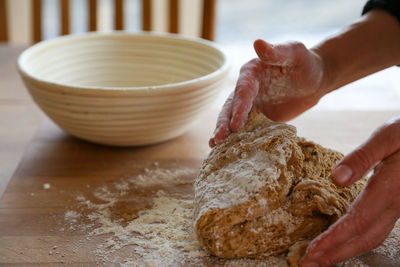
[{"left": 19, "top": 33, "right": 226, "bottom": 89}]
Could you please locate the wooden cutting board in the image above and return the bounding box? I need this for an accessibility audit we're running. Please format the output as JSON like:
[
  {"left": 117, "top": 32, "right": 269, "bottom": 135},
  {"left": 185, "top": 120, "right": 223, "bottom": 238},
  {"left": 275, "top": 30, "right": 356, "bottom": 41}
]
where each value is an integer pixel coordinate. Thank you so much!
[{"left": 0, "top": 110, "right": 399, "bottom": 266}]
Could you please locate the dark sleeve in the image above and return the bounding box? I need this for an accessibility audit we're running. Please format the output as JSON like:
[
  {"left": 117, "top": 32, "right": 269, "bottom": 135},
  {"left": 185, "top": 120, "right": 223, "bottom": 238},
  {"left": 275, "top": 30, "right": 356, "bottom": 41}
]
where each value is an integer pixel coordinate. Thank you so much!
[{"left": 362, "top": 0, "right": 400, "bottom": 23}]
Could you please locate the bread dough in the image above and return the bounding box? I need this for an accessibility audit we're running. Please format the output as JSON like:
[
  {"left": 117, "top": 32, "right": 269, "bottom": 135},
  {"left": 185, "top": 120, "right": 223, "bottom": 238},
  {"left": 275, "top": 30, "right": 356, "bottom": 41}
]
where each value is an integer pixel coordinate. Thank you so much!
[{"left": 194, "top": 110, "right": 365, "bottom": 264}]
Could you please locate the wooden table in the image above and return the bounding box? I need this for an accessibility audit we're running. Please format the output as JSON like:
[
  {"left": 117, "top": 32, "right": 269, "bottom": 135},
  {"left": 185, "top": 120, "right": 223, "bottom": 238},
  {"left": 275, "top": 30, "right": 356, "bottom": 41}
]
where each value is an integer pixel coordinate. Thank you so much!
[
  {"left": 0, "top": 45, "right": 42, "bottom": 197},
  {"left": 1, "top": 44, "right": 400, "bottom": 266}
]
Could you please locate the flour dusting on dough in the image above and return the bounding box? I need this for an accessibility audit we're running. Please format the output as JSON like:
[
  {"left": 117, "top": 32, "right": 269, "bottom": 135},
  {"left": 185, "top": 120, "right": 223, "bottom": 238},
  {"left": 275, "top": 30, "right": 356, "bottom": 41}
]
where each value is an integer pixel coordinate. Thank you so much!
[{"left": 194, "top": 110, "right": 366, "bottom": 263}]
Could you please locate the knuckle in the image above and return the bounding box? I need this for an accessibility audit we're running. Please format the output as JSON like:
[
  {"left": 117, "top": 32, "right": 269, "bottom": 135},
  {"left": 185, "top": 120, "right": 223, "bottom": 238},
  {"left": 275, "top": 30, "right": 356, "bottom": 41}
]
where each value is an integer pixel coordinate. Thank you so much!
[
  {"left": 240, "top": 58, "right": 261, "bottom": 73},
  {"left": 382, "top": 117, "right": 400, "bottom": 144},
  {"left": 224, "top": 93, "right": 234, "bottom": 105},
  {"left": 293, "top": 41, "right": 306, "bottom": 50},
  {"left": 351, "top": 147, "right": 373, "bottom": 173},
  {"left": 284, "top": 41, "right": 306, "bottom": 51},
  {"left": 235, "top": 80, "right": 258, "bottom": 98},
  {"left": 217, "top": 116, "right": 229, "bottom": 126},
  {"left": 233, "top": 85, "right": 246, "bottom": 99}
]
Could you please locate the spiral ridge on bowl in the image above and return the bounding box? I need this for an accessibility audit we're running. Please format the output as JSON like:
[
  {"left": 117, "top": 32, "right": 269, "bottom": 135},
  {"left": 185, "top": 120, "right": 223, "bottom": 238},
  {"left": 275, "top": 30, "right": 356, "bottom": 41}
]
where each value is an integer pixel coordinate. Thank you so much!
[{"left": 18, "top": 32, "right": 230, "bottom": 146}]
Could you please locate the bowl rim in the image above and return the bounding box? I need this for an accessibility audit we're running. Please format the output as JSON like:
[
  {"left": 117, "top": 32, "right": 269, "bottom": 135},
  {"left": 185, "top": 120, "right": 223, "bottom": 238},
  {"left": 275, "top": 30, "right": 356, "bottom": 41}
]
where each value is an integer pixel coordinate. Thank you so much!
[{"left": 17, "top": 31, "right": 230, "bottom": 92}]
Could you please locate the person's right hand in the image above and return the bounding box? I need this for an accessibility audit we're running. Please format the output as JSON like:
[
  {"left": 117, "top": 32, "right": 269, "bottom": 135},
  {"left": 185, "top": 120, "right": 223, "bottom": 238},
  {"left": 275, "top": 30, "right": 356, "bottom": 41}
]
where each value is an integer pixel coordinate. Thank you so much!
[{"left": 209, "top": 39, "right": 329, "bottom": 147}]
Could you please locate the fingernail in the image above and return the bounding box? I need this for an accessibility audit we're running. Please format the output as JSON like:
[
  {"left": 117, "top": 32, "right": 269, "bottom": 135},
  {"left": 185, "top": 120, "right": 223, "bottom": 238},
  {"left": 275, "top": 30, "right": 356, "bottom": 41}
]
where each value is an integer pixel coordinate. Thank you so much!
[
  {"left": 302, "top": 263, "right": 319, "bottom": 267},
  {"left": 332, "top": 164, "right": 352, "bottom": 184}
]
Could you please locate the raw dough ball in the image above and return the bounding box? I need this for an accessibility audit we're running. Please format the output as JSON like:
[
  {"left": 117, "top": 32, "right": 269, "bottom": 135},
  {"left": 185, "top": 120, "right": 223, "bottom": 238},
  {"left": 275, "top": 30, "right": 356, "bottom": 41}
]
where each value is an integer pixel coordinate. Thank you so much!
[{"left": 194, "top": 110, "right": 365, "bottom": 264}]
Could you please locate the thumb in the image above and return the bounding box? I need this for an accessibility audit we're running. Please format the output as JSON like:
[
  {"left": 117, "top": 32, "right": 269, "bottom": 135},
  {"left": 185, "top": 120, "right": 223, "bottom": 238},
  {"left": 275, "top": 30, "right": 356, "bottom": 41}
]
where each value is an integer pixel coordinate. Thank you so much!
[
  {"left": 332, "top": 117, "right": 400, "bottom": 186},
  {"left": 253, "top": 39, "right": 296, "bottom": 66}
]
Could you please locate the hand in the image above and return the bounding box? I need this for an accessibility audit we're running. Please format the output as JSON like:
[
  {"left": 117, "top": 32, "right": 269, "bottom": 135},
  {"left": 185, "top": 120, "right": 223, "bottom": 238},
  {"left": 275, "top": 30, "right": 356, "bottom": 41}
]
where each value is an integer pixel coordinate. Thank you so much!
[
  {"left": 301, "top": 116, "right": 400, "bottom": 267},
  {"left": 209, "top": 39, "right": 327, "bottom": 147}
]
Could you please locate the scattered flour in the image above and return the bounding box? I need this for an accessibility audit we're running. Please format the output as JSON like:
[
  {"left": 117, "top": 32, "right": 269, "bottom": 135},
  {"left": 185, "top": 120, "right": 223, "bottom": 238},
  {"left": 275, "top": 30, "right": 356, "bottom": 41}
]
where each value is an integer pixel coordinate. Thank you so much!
[
  {"left": 131, "top": 167, "right": 197, "bottom": 188},
  {"left": 62, "top": 165, "right": 400, "bottom": 266},
  {"left": 64, "top": 210, "right": 80, "bottom": 222},
  {"left": 63, "top": 167, "right": 208, "bottom": 266}
]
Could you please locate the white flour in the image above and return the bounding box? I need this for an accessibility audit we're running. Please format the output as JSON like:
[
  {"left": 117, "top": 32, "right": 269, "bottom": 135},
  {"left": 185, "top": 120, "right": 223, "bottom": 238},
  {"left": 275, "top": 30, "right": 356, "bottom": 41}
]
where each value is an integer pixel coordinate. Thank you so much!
[
  {"left": 64, "top": 167, "right": 207, "bottom": 266},
  {"left": 62, "top": 166, "right": 400, "bottom": 266},
  {"left": 194, "top": 137, "right": 292, "bottom": 222},
  {"left": 257, "top": 56, "right": 324, "bottom": 105},
  {"left": 64, "top": 210, "right": 80, "bottom": 222},
  {"left": 130, "top": 166, "right": 196, "bottom": 187}
]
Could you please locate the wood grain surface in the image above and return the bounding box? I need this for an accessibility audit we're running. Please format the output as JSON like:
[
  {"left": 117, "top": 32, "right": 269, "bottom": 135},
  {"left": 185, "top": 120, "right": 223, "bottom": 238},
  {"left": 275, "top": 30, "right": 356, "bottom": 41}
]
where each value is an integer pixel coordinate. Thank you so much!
[
  {"left": 0, "top": 117, "right": 208, "bottom": 266},
  {"left": 0, "top": 45, "right": 42, "bottom": 197},
  {"left": 1, "top": 109, "right": 400, "bottom": 266}
]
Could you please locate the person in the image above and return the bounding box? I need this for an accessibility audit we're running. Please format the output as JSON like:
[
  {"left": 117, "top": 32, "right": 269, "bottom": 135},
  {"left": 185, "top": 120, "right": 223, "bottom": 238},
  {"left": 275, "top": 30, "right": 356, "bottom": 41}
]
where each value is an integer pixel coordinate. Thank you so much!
[{"left": 209, "top": 1, "right": 400, "bottom": 266}]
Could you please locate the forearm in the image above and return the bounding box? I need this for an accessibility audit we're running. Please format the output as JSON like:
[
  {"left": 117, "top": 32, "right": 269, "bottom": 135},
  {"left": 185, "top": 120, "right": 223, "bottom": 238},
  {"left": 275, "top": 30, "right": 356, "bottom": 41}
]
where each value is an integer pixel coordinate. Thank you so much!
[{"left": 312, "top": 9, "right": 400, "bottom": 94}]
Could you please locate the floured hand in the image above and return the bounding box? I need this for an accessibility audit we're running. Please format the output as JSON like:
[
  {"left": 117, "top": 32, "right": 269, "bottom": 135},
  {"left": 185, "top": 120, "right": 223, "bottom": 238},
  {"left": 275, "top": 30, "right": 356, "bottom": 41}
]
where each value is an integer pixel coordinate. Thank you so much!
[{"left": 209, "top": 39, "right": 327, "bottom": 147}]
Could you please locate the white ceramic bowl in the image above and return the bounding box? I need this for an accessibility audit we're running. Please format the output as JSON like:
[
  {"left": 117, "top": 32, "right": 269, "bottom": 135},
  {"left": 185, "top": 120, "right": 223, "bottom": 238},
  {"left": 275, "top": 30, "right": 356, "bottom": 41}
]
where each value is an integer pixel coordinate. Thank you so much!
[{"left": 18, "top": 32, "right": 229, "bottom": 146}]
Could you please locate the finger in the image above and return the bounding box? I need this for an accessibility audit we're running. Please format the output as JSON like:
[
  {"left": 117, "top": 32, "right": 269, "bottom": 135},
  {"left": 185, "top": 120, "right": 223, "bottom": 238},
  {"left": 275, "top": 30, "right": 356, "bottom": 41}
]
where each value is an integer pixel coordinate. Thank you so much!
[
  {"left": 209, "top": 91, "right": 234, "bottom": 147},
  {"left": 317, "top": 204, "right": 398, "bottom": 267},
  {"left": 302, "top": 149, "right": 400, "bottom": 267},
  {"left": 302, "top": 170, "right": 392, "bottom": 263},
  {"left": 230, "top": 59, "right": 263, "bottom": 132},
  {"left": 253, "top": 39, "right": 300, "bottom": 66},
  {"left": 332, "top": 117, "right": 400, "bottom": 186}
]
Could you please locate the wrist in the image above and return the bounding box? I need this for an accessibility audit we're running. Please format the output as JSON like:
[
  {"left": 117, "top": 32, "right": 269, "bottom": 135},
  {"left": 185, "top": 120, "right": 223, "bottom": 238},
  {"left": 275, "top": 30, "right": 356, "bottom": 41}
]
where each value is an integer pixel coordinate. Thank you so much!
[
  {"left": 309, "top": 9, "right": 400, "bottom": 96},
  {"left": 309, "top": 46, "right": 334, "bottom": 96}
]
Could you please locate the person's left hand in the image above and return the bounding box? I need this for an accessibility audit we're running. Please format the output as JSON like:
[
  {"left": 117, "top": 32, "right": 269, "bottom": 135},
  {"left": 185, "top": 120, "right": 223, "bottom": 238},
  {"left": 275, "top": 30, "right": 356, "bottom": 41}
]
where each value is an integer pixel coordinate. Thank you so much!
[{"left": 300, "top": 116, "right": 400, "bottom": 267}]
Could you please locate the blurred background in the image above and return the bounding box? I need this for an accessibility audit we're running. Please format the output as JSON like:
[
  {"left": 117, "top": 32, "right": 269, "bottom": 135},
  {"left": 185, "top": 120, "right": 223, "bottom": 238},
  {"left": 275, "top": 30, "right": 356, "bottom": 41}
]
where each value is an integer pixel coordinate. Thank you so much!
[{"left": 2, "top": 0, "right": 399, "bottom": 110}]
